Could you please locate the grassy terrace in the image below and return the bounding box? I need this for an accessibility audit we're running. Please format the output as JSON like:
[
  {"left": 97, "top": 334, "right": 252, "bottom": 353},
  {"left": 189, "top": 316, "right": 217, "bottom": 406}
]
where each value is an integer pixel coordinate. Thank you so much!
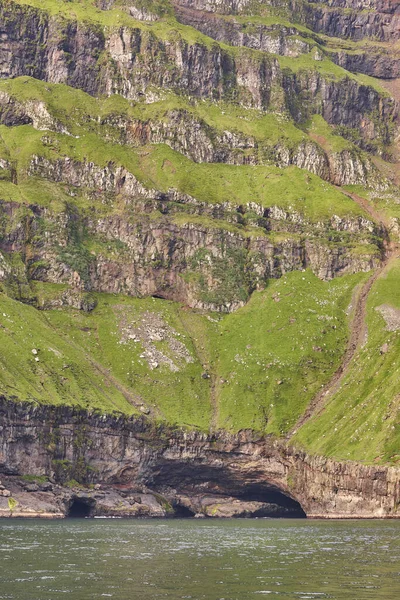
[
  {"left": 0, "top": 77, "right": 308, "bottom": 144},
  {"left": 0, "top": 123, "right": 368, "bottom": 222},
  {"left": 0, "top": 270, "right": 365, "bottom": 436},
  {"left": 2, "top": 76, "right": 370, "bottom": 156}
]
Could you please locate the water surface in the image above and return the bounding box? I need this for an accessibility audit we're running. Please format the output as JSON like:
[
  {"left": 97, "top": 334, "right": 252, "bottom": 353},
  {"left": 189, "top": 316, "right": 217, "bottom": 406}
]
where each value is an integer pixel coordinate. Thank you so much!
[{"left": 0, "top": 519, "right": 399, "bottom": 599}]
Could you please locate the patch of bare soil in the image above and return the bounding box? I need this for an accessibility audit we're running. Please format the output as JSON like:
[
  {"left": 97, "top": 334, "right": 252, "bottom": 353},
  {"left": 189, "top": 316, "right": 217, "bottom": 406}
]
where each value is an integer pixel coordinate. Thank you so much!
[{"left": 114, "top": 306, "right": 193, "bottom": 371}]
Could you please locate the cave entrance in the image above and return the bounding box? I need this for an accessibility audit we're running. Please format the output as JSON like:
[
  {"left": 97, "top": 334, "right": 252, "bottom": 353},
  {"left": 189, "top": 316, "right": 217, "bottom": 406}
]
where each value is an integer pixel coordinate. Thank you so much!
[
  {"left": 67, "top": 498, "right": 94, "bottom": 518},
  {"left": 172, "top": 502, "right": 196, "bottom": 518},
  {"left": 239, "top": 485, "right": 306, "bottom": 518},
  {"left": 149, "top": 462, "right": 307, "bottom": 518}
]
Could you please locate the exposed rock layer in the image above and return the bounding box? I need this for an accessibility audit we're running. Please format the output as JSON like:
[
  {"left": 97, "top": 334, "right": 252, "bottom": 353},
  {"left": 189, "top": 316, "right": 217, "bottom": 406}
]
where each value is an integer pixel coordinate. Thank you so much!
[
  {"left": 0, "top": 0, "right": 398, "bottom": 515},
  {"left": 0, "top": 87, "right": 382, "bottom": 187},
  {"left": 0, "top": 1, "right": 396, "bottom": 149},
  {"left": 0, "top": 194, "right": 382, "bottom": 311},
  {"left": 0, "top": 399, "right": 399, "bottom": 518}
]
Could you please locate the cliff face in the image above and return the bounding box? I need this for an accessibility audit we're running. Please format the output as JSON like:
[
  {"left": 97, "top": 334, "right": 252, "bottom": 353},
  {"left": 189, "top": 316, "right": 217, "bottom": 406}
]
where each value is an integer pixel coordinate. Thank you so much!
[
  {"left": 0, "top": 191, "right": 381, "bottom": 311},
  {"left": 174, "top": 0, "right": 400, "bottom": 43},
  {"left": 1, "top": 399, "right": 398, "bottom": 518},
  {"left": 0, "top": 1, "right": 396, "bottom": 314},
  {"left": 174, "top": 2, "right": 400, "bottom": 79},
  {"left": 0, "top": 2, "right": 396, "bottom": 144},
  {"left": 0, "top": 0, "right": 399, "bottom": 515},
  {"left": 297, "top": 0, "right": 400, "bottom": 43},
  {"left": 0, "top": 84, "right": 383, "bottom": 186}
]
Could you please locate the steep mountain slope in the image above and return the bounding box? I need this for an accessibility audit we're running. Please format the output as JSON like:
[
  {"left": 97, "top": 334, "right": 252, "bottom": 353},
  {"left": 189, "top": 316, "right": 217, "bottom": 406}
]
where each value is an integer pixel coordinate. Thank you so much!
[{"left": 0, "top": 0, "right": 399, "bottom": 503}]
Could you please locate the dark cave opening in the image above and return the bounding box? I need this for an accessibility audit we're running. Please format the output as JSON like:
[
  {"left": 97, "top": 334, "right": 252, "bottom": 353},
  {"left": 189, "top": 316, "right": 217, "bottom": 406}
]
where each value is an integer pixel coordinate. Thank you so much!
[
  {"left": 67, "top": 498, "right": 94, "bottom": 518},
  {"left": 172, "top": 502, "right": 196, "bottom": 518},
  {"left": 238, "top": 486, "right": 306, "bottom": 518},
  {"left": 151, "top": 463, "right": 307, "bottom": 518}
]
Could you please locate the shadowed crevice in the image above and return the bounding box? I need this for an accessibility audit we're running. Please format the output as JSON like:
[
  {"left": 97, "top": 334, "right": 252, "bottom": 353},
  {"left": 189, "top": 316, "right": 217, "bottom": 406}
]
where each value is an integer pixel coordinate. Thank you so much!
[{"left": 66, "top": 497, "right": 95, "bottom": 518}]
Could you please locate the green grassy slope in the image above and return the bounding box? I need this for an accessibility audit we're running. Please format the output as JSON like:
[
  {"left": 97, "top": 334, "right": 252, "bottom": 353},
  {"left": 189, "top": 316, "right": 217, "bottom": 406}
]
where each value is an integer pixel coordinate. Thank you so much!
[
  {"left": 44, "top": 293, "right": 214, "bottom": 428},
  {"left": 0, "top": 290, "right": 136, "bottom": 415},
  {"left": 0, "top": 123, "right": 367, "bottom": 222},
  {"left": 213, "top": 270, "right": 367, "bottom": 434},
  {"left": 294, "top": 259, "right": 400, "bottom": 465},
  {"left": 0, "top": 290, "right": 213, "bottom": 426},
  {"left": 0, "top": 270, "right": 366, "bottom": 436}
]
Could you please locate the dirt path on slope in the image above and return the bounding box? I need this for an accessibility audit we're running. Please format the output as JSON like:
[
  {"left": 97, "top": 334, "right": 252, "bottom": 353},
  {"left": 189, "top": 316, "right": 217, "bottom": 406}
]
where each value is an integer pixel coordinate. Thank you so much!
[
  {"left": 287, "top": 195, "right": 400, "bottom": 439},
  {"left": 339, "top": 187, "right": 389, "bottom": 228}
]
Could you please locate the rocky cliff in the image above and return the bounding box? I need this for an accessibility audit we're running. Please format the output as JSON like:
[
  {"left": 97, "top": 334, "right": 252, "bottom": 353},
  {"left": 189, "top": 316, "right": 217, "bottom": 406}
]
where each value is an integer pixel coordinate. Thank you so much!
[
  {"left": 1, "top": 399, "right": 398, "bottom": 518},
  {"left": 0, "top": 0, "right": 399, "bottom": 517}
]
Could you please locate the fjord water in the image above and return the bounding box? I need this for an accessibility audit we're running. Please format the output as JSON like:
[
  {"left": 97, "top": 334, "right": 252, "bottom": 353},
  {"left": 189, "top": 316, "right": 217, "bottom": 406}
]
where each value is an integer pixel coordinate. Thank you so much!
[{"left": 0, "top": 519, "right": 399, "bottom": 600}]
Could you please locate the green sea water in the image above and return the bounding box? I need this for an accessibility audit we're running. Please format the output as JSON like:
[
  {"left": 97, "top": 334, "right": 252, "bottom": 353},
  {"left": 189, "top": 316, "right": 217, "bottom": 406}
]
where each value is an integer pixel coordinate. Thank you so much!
[{"left": 0, "top": 519, "right": 399, "bottom": 599}]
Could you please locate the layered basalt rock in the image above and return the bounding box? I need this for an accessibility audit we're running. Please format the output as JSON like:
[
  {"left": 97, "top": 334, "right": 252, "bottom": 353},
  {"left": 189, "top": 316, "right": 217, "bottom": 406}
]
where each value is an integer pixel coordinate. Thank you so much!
[
  {"left": 173, "top": 0, "right": 400, "bottom": 79},
  {"left": 298, "top": 0, "right": 400, "bottom": 43},
  {"left": 173, "top": 0, "right": 400, "bottom": 43},
  {"left": 0, "top": 2, "right": 279, "bottom": 104},
  {"left": 0, "top": 180, "right": 382, "bottom": 311},
  {"left": 174, "top": 4, "right": 313, "bottom": 56},
  {"left": 329, "top": 46, "right": 400, "bottom": 80},
  {"left": 0, "top": 89, "right": 381, "bottom": 187},
  {"left": 0, "top": 0, "right": 398, "bottom": 513},
  {"left": 0, "top": 1, "right": 396, "bottom": 150},
  {"left": 282, "top": 70, "right": 395, "bottom": 149},
  {"left": 0, "top": 399, "right": 398, "bottom": 518}
]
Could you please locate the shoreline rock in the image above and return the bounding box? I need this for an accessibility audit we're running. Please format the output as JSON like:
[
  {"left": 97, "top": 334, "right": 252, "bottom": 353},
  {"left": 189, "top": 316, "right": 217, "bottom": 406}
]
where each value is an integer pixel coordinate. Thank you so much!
[{"left": 0, "top": 398, "right": 398, "bottom": 519}]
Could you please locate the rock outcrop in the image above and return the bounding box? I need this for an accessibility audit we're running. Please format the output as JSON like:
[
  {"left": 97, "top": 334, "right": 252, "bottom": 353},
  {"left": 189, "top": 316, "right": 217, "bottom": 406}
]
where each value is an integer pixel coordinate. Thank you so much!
[
  {"left": 0, "top": 193, "right": 382, "bottom": 311},
  {"left": 0, "top": 399, "right": 398, "bottom": 518},
  {"left": 298, "top": 0, "right": 400, "bottom": 43},
  {"left": 0, "top": 1, "right": 396, "bottom": 149},
  {"left": 0, "top": 87, "right": 383, "bottom": 186}
]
